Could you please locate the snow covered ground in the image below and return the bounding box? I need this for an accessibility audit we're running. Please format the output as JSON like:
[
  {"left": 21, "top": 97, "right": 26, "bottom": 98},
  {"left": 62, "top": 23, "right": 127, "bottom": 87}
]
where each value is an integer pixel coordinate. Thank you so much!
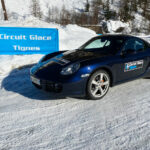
[
  {"left": 0, "top": 64, "right": 150, "bottom": 149},
  {"left": 0, "top": 17, "right": 150, "bottom": 150}
]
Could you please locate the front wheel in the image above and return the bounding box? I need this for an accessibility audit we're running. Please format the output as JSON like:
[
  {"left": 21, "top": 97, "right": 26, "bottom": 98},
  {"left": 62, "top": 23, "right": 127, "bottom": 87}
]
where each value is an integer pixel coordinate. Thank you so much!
[{"left": 86, "top": 70, "right": 110, "bottom": 100}]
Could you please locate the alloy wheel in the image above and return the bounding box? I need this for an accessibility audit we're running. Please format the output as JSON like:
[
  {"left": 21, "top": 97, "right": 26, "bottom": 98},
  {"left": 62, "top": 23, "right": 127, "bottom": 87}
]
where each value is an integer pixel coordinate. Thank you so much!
[{"left": 90, "top": 72, "right": 110, "bottom": 98}]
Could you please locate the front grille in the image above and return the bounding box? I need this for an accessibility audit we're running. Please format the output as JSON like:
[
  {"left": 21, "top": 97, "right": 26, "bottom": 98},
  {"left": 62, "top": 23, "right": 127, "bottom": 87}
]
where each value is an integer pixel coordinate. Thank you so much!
[{"left": 41, "top": 80, "right": 62, "bottom": 93}]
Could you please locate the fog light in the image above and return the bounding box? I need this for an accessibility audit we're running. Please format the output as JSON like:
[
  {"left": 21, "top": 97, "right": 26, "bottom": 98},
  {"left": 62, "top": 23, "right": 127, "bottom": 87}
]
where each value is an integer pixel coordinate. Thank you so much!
[{"left": 54, "top": 83, "right": 62, "bottom": 92}]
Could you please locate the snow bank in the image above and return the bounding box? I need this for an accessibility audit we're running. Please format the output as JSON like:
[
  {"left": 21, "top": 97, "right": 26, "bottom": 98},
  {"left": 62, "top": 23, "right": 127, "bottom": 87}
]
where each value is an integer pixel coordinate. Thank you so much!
[
  {"left": 0, "top": 17, "right": 96, "bottom": 75},
  {"left": 106, "top": 20, "right": 130, "bottom": 33}
]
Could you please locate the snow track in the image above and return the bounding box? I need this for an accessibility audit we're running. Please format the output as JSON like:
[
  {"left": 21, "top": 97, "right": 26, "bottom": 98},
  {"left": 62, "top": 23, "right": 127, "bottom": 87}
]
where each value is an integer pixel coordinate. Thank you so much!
[{"left": 0, "top": 66, "right": 150, "bottom": 150}]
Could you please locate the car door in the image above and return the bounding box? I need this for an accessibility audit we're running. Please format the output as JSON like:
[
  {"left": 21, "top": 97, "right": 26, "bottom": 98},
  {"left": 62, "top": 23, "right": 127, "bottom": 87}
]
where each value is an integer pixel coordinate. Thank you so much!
[{"left": 115, "top": 38, "right": 149, "bottom": 82}]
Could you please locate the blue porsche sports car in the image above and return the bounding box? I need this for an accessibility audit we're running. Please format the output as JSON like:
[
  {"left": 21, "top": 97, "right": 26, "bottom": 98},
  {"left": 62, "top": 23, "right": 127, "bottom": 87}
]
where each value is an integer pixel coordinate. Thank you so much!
[{"left": 30, "top": 34, "right": 150, "bottom": 100}]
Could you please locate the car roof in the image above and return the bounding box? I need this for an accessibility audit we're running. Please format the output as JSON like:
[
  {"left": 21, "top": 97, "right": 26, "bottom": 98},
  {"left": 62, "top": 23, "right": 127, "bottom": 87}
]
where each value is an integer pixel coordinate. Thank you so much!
[
  {"left": 97, "top": 34, "right": 137, "bottom": 39},
  {"left": 96, "top": 34, "right": 150, "bottom": 46}
]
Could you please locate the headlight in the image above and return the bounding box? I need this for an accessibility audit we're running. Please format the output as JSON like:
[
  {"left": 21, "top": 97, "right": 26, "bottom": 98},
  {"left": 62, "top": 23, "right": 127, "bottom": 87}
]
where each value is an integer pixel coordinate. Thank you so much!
[{"left": 61, "top": 63, "right": 80, "bottom": 75}]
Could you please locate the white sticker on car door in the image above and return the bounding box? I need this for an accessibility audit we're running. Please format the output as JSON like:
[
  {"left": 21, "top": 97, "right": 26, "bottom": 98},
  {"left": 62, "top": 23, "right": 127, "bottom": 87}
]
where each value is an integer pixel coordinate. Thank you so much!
[{"left": 124, "top": 60, "right": 144, "bottom": 72}]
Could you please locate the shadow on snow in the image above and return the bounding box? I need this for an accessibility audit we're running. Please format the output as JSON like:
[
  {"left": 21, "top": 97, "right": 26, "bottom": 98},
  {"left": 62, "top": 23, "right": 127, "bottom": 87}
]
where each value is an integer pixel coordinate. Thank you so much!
[{"left": 1, "top": 64, "right": 69, "bottom": 101}]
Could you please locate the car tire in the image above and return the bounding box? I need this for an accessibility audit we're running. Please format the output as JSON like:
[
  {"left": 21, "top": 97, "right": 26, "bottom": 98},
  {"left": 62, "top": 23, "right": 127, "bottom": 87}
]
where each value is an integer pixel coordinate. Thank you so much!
[{"left": 86, "top": 70, "right": 110, "bottom": 100}]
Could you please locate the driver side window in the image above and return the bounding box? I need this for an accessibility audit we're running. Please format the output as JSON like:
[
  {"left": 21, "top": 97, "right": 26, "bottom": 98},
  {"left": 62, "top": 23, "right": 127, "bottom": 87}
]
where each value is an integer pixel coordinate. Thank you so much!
[
  {"left": 123, "top": 39, "right": 145, "bottom": 53},
  {"left": 135, "top": 40, "right": 145, "bottom": 51}
]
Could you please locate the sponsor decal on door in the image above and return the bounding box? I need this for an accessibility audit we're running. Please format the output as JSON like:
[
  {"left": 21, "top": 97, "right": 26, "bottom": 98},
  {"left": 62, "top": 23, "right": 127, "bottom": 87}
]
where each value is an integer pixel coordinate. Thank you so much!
[{"left": 124, "top": 60, "right": 143, "bottom": 72}]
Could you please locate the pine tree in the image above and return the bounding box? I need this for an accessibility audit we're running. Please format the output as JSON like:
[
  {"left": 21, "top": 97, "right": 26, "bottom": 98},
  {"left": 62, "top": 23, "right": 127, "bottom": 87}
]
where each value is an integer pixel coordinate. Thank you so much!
[
  {"left": 131, "top": 0, "right": 138, "bottom": 12},
  {"left": 111, "top": 0, "right": 114, "bottom": 4},
  {"left": 60, "top": 5, "right": 71, "bottom": 25},
  {"left": 119, "top": 0, "right": 133, "bottom": 22},
  {"left": 85, "top": 0, "right": 90, "bottom": 12},
  {"left": 137, "top": 0, "right": 142, "bottom": 8},
  {"left": 142, "top": 0, "right": 149, "bottom": 19},
  {"left": 46, "top": 7, "right": 52, "bottom": 23},
  {"left": 91, "top": 0, "right": 101, "bottom": 24},
  {"left": 104, "top": 0, "right": 111, "bottom": 20},
  {"left": 31, "top": 0, "right": 42, "bottom": 19}
]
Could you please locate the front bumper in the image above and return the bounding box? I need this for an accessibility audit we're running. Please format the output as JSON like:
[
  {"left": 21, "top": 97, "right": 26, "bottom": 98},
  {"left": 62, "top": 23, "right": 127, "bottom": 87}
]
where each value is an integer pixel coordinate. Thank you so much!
[{"left": 31, "top": 75, "right": 88, "bottom": 97}]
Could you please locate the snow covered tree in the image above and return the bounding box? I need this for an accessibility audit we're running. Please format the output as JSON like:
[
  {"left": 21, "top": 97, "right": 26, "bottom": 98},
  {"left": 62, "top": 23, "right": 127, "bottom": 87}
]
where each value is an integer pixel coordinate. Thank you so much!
[
  {"left": 142, "top": 0, "right": 150, "bottom": 21},
  {"left": 1, "top": 0, "right": 8, "bottom": 20},
  {"left": 60, "top": 5, "right": 71, "bottom": 25},
  {"left": 46, "top": 7, "right": 52, "bottom": 23},
  {"left": 131, "top": 0, "right": 138, "bottom": 12},
  {"left": 31, "top": 0, "right": 42, "bottom": 19},
  {"left": 110, "top": 0, "right": 114, "bottom": 4},
  {"left": 104, "top": 0, "right": 111, "bottom": 20},
  {"left": 91, "top": 0, "right": 100, "bottom": 24},
  {"left": 85, "top": 0, "right": 90, "bottom": 12},
  {"left": 119, "top": 0, "right": 133, "bottom": 22},
  {"left": 137, "top": 0, "right": 142, "bottom": 7}
]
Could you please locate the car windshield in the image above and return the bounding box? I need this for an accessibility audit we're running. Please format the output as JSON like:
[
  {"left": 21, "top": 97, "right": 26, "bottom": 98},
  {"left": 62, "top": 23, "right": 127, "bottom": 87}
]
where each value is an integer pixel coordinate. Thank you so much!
[{"left": 79, "top": 36, "right": 125, "bottom": 53}]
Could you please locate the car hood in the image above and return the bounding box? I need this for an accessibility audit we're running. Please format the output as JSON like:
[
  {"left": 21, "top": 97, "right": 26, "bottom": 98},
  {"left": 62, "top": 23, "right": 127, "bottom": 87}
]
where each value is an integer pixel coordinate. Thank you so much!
[
  {"left": 57, "top": 49, "right": 112, "bottom": 63},
  {"left": 31, "top": 49, "right": 112, "bottom": 81}
]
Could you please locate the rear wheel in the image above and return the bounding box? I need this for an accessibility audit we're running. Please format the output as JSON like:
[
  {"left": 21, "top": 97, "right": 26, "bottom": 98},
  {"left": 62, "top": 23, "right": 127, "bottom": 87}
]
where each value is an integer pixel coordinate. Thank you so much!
[{"left": 86, "top": 70, "right": 110, "bottom": 100}]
